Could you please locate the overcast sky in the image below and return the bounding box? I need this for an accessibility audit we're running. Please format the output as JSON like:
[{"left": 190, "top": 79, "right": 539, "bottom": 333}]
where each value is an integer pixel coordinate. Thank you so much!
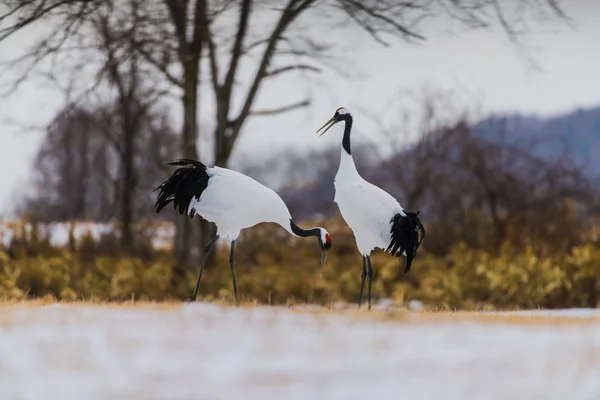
[{"left": 1, "top": 1, "right": 599, "bottom": 218}]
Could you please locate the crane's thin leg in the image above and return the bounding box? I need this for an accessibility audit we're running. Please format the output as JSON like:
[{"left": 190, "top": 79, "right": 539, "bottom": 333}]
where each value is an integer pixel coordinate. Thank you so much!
[
  {"left": 366, "top": 255, "right": 374, "bottom": 311},
  {"left": 229, "top": 240, "right": 239, "bottom": 305},
  {"left": 358, "top": 256, "right": 367, "bottom": 308},
  {"left": 188, "top": 235, "right": 219, "bottom": 302}
]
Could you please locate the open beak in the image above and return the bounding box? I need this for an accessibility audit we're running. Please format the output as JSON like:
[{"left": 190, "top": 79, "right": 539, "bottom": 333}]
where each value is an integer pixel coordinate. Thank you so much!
[{"left": 316, "top": 116, "right": 337, "bottom": 137}]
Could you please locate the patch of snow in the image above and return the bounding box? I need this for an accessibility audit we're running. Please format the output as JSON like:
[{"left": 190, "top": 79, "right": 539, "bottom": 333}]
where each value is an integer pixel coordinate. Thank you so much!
[
  {"left": 408, "top": 299, "right": 424, "bottom": 312},
  {"left": 330, "top": 301, "right": 349, "bottom": 310},
  {"left": 0, "top": 221, "right": 175, "bottom": 250},
  {"left": 0, "top": 304, "right": 598, "bottom": 400},
  {"left": 375, "top": 298, "right": 395, "bottom": 308}
]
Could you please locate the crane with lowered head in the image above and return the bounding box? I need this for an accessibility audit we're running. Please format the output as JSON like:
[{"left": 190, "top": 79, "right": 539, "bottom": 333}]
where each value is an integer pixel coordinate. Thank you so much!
[{"left": 154, "top": 159, "right": 333, "bottom": 305}]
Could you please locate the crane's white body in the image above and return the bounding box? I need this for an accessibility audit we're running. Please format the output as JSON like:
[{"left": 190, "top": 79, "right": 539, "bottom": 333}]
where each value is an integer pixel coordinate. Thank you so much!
[
  {"left": 317, "top": 107, "right": 422, "bottom": 309},
  {"left": 334, "top": 149, "right": 405, "bottom": 256},
  {"left": 188, "top": 166, "right": 294, "bottom": 240}
]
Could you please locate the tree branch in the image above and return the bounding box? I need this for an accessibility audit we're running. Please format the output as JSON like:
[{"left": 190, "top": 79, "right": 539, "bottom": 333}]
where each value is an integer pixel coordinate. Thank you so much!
[
  {"left": 265, "top": 63, "right": 321, "bottom": 77},
  {"left": 0, "top": 0, "right": 80, "bottom": 42},
  {"left": 0, "top": 0, "right": 34, "bottom": 26},
  {"left": 492, "top": 0, "right": 521, "bottom": 42},
  {"left": 336, "top": 0, "right": 426, "bottom": 45},
  {"left": 222, "top": 0, "right": 252, "bottom": 95},
  {"left": 198, "top": 2, "right": 220, "bottom": 93},
  {"left": 248, "top": 99, "right": 310, "bottom": 117},
  {"left": 232, "top": 0, "right": 315, "bottom": 136},
  {"left": 0, "top": 1, "right": 93, "bottom": 96},
  {"left": 163, "top": 0, "right": 188, "bottom": 58},
  {"left": 135, "top": 44, "right": 183, "bottom": 87},
  {"left": 191, "top": 0, "right": 205, "bottom": 55}
]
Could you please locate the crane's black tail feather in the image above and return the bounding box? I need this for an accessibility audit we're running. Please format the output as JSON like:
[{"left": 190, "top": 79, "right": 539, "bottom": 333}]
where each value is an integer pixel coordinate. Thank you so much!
[
  {"left": 154, "top": 159, "right": 210, "bottom": 218},
  {"left": 386, "top": 211, "right": 425, "bottom": 273}
]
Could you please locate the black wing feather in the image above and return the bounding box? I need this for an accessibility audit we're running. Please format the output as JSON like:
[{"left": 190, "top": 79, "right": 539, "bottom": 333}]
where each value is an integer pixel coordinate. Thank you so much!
[
  {"left": 386, "top": 210, "right": 425, "bottom": 273},
  {"left": 154, "top": 159, "right": 210, "bottom": 218}
]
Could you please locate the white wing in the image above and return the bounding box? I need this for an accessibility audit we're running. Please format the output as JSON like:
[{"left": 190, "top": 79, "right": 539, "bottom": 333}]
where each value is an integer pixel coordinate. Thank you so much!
[
  {"left": 191, "top": 166, "right": 292, "bottom": 237},
  {"left": 334, "top": 178, "right": 404, "bottom": 254}
]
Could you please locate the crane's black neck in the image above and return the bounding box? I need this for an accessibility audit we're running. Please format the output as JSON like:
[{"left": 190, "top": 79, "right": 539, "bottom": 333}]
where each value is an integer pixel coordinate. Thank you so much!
[
  {"left": 341, "top": 114, "right": 353, "bottom": 155},
  {"left": 290, "top": 219, "right": 319, "bottom": 238}
]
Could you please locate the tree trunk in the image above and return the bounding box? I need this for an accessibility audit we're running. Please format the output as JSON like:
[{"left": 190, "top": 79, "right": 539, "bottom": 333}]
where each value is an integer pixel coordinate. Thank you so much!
[
  {"left": 173, "top": 62, "right": 207, "bottom": 272},
  {"left": 214, "top": 122, "right": 236, "bottom": 167},
  {"left": 214, "top": 132, "right": 231, "bottom": 167},
  {"left": 120, "top": 118, "right": 135, "bottom": 252},
  {"left": 76, "top": 122, "right": 89, "bottom": 218}
]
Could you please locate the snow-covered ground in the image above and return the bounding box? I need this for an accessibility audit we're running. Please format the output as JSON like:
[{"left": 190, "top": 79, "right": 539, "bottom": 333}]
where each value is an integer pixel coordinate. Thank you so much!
[{"left": 0, "top": 303, "right": 599, "bottom": 400}]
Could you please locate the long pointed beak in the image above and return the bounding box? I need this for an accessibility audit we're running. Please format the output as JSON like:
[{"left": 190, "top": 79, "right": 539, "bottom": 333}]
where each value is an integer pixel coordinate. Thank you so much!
[
  {"left": 316, "top": 116, "right": 336, "bottom": 137},
  {"left": 320, "top": 250, "right": 328, "bottom": 277}
]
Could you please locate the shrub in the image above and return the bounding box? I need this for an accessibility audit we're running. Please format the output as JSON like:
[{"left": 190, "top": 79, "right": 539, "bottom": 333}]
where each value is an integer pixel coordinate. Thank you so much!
[{"left": 0, "top": 219, "right": 598, "bottom": 310}]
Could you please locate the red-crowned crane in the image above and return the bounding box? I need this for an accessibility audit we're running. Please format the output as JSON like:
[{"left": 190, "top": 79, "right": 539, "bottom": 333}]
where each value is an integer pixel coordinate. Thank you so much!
[
  {"left": 154, "top": 159, "right": 333, "bottom": 304},
  {"left": 316, "top": 108, "right": 425, "bottom": 310}
]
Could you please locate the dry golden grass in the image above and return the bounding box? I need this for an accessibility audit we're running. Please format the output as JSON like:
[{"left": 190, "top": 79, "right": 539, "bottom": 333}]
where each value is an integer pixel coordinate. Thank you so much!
[{"left": 3, "top": 218, "right": 600, "bottom": 311}]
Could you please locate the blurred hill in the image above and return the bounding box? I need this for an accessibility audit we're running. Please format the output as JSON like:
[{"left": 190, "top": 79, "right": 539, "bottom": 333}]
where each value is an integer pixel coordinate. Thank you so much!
[{"left": 478, "top": 106, "right": 600, "bottom": 175}]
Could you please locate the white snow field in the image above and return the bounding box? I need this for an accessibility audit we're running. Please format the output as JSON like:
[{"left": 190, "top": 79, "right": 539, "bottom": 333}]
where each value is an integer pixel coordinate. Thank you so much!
[{"left": 0, "top": 303, "right": 599, "bottom": 400}]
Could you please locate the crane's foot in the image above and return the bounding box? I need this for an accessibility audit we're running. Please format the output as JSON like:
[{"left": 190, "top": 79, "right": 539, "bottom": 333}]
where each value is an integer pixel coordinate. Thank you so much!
[{"left": 186, "top": 295, "right": 197, "bottom": 302}]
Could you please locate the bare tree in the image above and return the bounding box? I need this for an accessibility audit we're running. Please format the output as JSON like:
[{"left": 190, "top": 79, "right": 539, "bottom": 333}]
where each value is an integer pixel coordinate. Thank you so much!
[
  {"left": 18, "top": 105, "right": 110, "bottom": 222},
  {"left": 20, "top": 100, "right": 178, "bottom": 227},
  {"left": 92, "top": 0, "right": 173, "bottom": 250},
  {"left": 376, "top": 112, "right": 596, "bottom": 255}
]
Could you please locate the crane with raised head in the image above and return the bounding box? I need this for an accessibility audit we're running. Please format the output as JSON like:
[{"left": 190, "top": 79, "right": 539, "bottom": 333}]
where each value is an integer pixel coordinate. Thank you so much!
[
  {"left": 154, "top": 159, "right": 333, "bottom": 305},
  {"left": 316, "top": 108, "right": 425, "bottom": 310}
]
